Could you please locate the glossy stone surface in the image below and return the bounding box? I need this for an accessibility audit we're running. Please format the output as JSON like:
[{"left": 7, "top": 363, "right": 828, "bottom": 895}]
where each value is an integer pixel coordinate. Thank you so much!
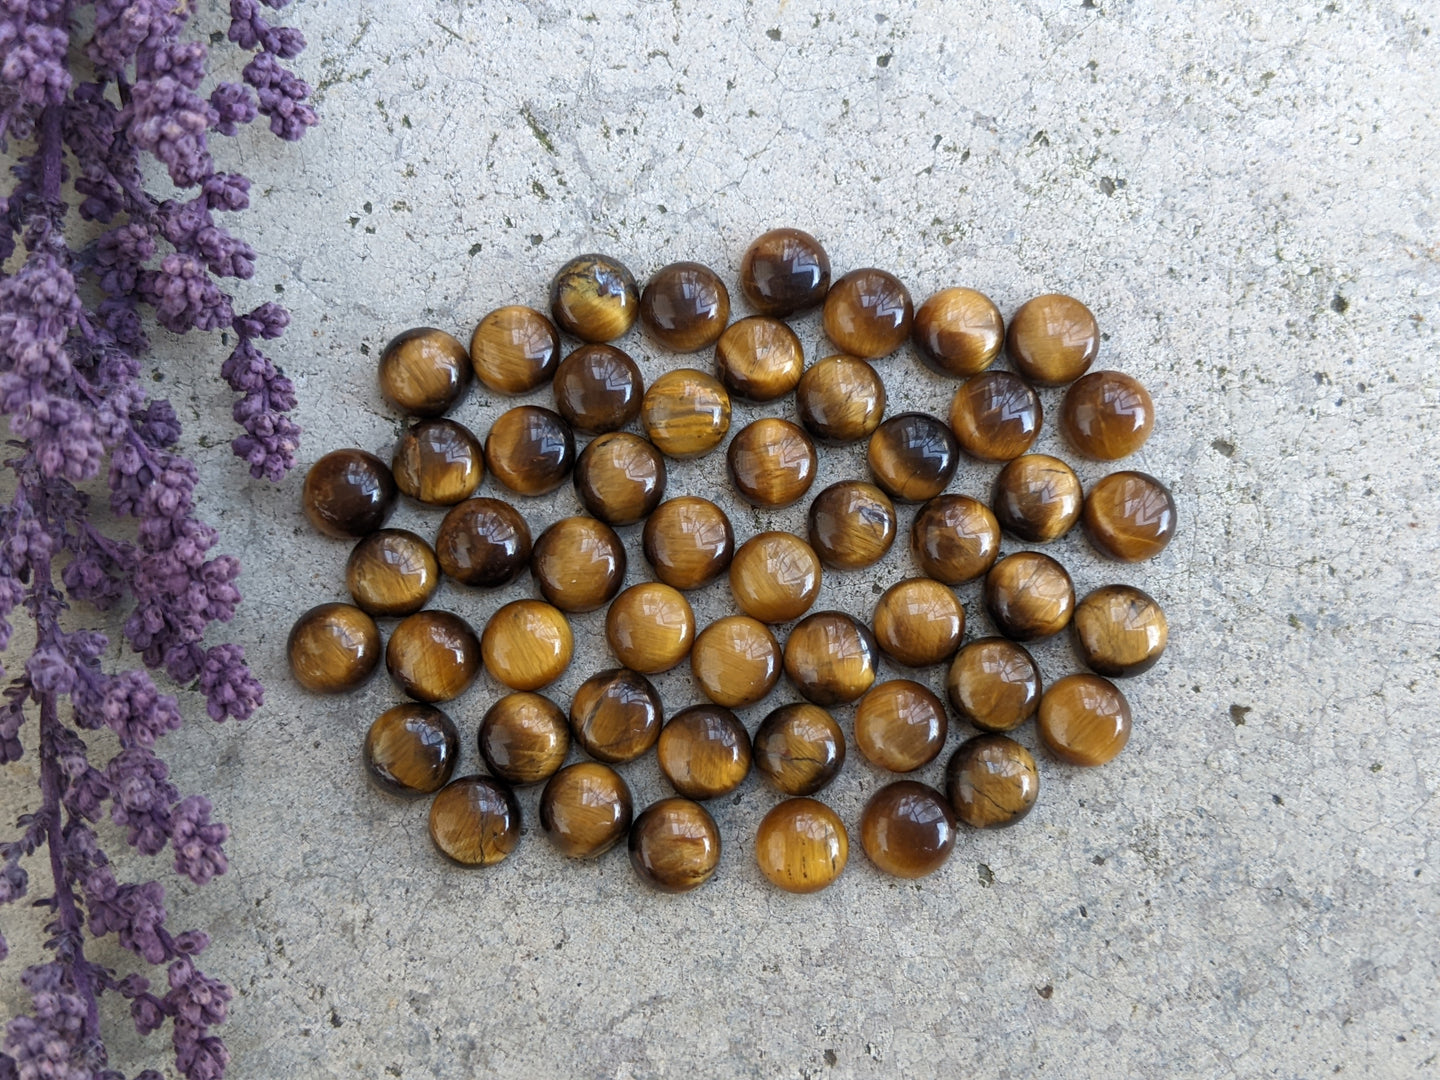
[
  {"left": 639, "top": 262, "right": 731, "bottom": 353},
  {"left": 728, "top": 531, "right": 822, "bottom": 624},
  {"left": 1073, "top": 585, "right": 1168, "bottom": 677},
  {"left": 480, "top": 599, "right": 574, "bottom": 691},
  {"left": 377, "top": 326, "right": 470, "bottom": 417},
  {"left": 572, "top": 432, "right": 666, "bottom": 527},
  {"left": 549, "top": 253, "right": 640, "bottom": 343},
  {"left": 984, "top": 551, "right": 1075, "bottom": 641},
  {"left": 287, "top": 603, "right": 381, "bottom": 693},
  {"left": 727, "top": 418, "right": 817, "bottom": 508},
  {"left": 345, "top": 528, "right": 438, "bottom": 617},
  {"left": 1038, "top": 674, "right": 1133, "bottom": 766},
  {"left": 569, "top": 667, "right": 664, "bottom": 764},
  {"left": 428, "top": 775, "right": 521, "bottom": 867},
  {"left": 302, "top": 449, "right": 397, "bottom": 538},
  {"left": 641, "top": 368, "right": 732, "bottom": 458},
  {"left": 714, "top": 316, "right": 805, "bottom": 401},
  {"left": 530, "top": 516, "right": 627, "bottom": 613},
  {"left": 913, "top": 287, "right": 1005, "bottom": 377},
  {"left": 738, "top": 227, "right": 831, "bottom": 316},
  {"left": 552, "top": 344, "right": 645, "bottom": 434},
  {"left": 433, "top": 497, "right": 532, "bottom": 588},
  {"left": 948, "top": 371, "right": 1043, "bottom": 463},
  {"left": 871, "top": 578, "right": 965, "bottom": 668},
  {"left": 782, "top": 611, "right": 877, "bottom": 706},
  {"left": 755, "top": 798, "right": 848, "bottom": 894},
  {"left": 628, "top": 797, "right": 721, "bottom": 892},
  {"left": 945, "top": 734, "right": 1039, "bottom": 828},
  {"left": 641, "top": 497, "right": 734, "bottom": 590},
  {"left": 808, "top": 480, "right": 896, "bottom": 571},
  {"left": 469, "top": 304, "right": 561, "bottom": 394},
  {"left": 866, "top": 411, "right": 959, "bottom": 503},
  {"left": 753, "top": 704, "right": 846, "bottom": 796},
  {"left": 859, "top": 781, "right": 956, "bottom": 879},
  {"left": 910, "top": 494, "right": 1002, "bottom": 585},
  {"left": 946, "top": 637, "right": 1043, "bottom": 733},
  {"left": 691, "top": 615, "right": 781, "bottom": 708},
  {"left": 1060, "top": 370, "right": 1155, "bottom": 460},
  {"left": 539, "top": 762, "right": 633, "bottom": 858},
  {"left": 992, "top": 454, "right": 1083, "bottom": 543},
  {"left": 478, "top": 692, "right": 570, "bottom": 785},
  {"left": 391, "top": 418, "right": 484, "bottom": 506},
  {"left": 605, "top": 582, "right": 695, "bottom": 673},
  {"left": 1007, "top": 292, "right": 1100, "bottom": 387},
  {"left": 484, "top": 405, "right": 576, "bottom": 496},
  {"left": 853, "top": 680, "right": 948, "bottom": 773},
  {"left": 823, "top": 268, "right": 913, "bottom": 358},
  {"left": 796, "top": 354, "right": 887, "bottom": 442},
  {"left": 364, "top": 703, "right": 459, "bottom": 796},
  {"left": 1083, "top": 471, "right": 1178, "bottom": 562},
  {"left": 386, "top": 610, "right": 482, "bottom": 702},
  {"left": 657, "top": 705, "right": 752, "bottom": 800}
]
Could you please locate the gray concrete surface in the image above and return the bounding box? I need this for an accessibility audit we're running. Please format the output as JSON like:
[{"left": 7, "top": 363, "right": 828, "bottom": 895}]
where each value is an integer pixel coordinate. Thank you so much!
[{"left": 5, "top": 0, "right": 1440, "bottom": 1076}]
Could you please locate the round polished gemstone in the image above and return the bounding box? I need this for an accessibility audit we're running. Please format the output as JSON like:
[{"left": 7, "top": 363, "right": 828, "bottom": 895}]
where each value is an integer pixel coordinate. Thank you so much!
[
  {"left": 1038, "top": 674, "right": 1132, "bottom": 766},
  {"left": 984, "top": 552, "right": 1075, "bottom": 642},
  {"left": 755, "top": 797, "right": 848, "bottom": 893},
  {"left": 912, "top": 287, "right": 1004, "bottom": 378},
  {"left": 479, "top": 599, "right": 573, "bottom": 691},
  {"left": 853, "top": 680, "right": 948, "bottom": 773},
  {"left": 288, "top": 603, "right": 381, "bottom": 693},
  {"left": 727, "top": 418, "right": 817, "bottom": 508},
  {"left": 530, "top": 516, "right": 627, "bottom": 613},
  {"left": 948, "top": 372, "right": 1042, "bottom": 462},
  {"left": 433, "top": 497, "right": 532, "bottom": 588},
  {"left": 573, "top": 432, "right": 667, "bottom": 527},
  {"left": 428, "top": 775, "right": 521, "bottom": 867},
  {"left": 823, "top": 268, "right": 913, "bottom": 358},
  {"left": 641, "top": 497, "right": 734, "bottom": 590},
  {"left": 947, "top": 637, "right": 1042, "bottom": 733},
  {"left": 1007, "top": 293, "right": 1099, "bottom": 387},
  {"left": 391, "top": 418, "right": 484, "bottom": 506},
  {"left": 364, "top": 703, "right": 459, "bottom": 796},
  {"left": 1060, "top": 370, "right": 1154, "bottom": 460},
  {"left": 302, "top": 449, "right": 397, "bottom": 539},
  {"left": 377, "top": 326, "right": 470, "bottom": 417},
  {"left": 728, "top": 531, "right": 822, "bottom": 624},
  {"left": 549, "top": 253, "right": 641, "bottom": 343},
  {"left": 783, "top": 610, "right": 878, "bottom": 705},
  {"left": 992, "top": 454, "right": 1083, "bottom": 543},
  {"left": 910, "top": 494, "right": 1002, "bottom": 585},
  {"left": 859, "top": 781, "right": 956, "bottom": 879},
  {"left": 469, "top": 304, "right": 560, "bottom": 395},
  {"left": 552, "top": 344, "right": 645, "bottom": 434},
  {"left": 345, "top": 529, "right": 439, "bottom": 617},
  {"left": 739, "top": 227, "right": 831, "bottom": 316},
  {"left": 569, "top": 667, "right": 664, "bottom": 764},
  {"left": 639, "top": 262, "right": 730, "bottom": 353},
  {"left": 796, "top": 354, "right": 887, "bottom": 443},
  {"left": 385, "top": 610, "right": 482, "bottom": 703},
  {"left": 540, "top": 762, "right": 633, "bottom": 858},
  {"left": 606, "top": 582, "right": 695, "bottom": 674},
  {"left": 478, "top": 692, "right": 570, "bottom": 785},
  {"left": 808, "top": 481, "right": 896, "bottom": 571},
  {"left": 690, "top": 615, "right": 782, "bottom": 709},
  {"left": 714, "top": 316, "right": 805, "bottom": 401},
  {"left": 656, "top": 705, "right": 751, "bottom": 800},
  {"left": 945, "top": 734, "right": 1039, "bottom": 828},
  {"left": 629, "top": 797, "right": 721, "bottom": 892},
  {"left": 641, "top": 368, "right": 731, "bottom": 458},
  {"left": 753, "top": 703, "right": 846, "bottom": 796},
  {"left": 867, "top": 411, "right": 959, "bottom": 503},
  {"left": 1083, "top": 471, "right": 1177, "bottom": 562},
  {"left": 485, "top": 406, "right": 576, "bottom": 496},
  {"left": 871, "top": 577, "right": 965, "bottom": 668},
  {"left": 1072, "top": 584, "right": 1168, "bottom": 677}
]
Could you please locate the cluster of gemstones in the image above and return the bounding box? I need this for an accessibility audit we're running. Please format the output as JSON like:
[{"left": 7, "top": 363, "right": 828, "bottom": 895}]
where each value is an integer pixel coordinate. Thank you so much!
[{"left": 287, "top": 228, "right": 1175, "bottom": 892}]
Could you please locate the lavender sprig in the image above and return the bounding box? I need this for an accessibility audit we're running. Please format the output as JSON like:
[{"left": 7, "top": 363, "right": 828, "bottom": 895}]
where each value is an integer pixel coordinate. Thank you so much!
[{"left": 1, "top": 1, "right": 313, "bottom": 1077}]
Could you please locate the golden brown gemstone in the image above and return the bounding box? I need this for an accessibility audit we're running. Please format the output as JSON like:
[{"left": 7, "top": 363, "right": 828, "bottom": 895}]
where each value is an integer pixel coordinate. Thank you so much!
[
  {"left": 690, "top": 615, "right": 781, "bottom": 708},
  {"left": 302, "top": 449, "right": 397, "bottom": 539},
  {"left": 1083, "top": 471, "right": 1177, "bottom": 562},
  {"left": 859, "top": 781, "right": 956, "bottom": 879},
  {"left": 640, "top": 368, "right": 731, "bottom": 459},
  {"left": 573, "top": 432, "right": 667, "bottom": 526},
  {"left": 469, "top": 305, "right": 561, "bottom": 395},
  {"left": 657, "top": 705, "right": 751, "bottom": 800},
  {"left": 639, "top": 262, "right": 730, "bottom": 353},
  {"left": 377, "top": 327, "right": 470, "bottom": 417},
  {"left": 287, "top": 603, "right": 381, "bottom": 693},
  {"left": 984, "top": 551, "right": 1075, "bottom": 641},
  {"left": 529, "top": 516, "right": 627, "bottom": 614},
  {"left": 484, "top": 406, "right": 576, "bottom": 496},
  {"left": 867, "top": 412, "right": 959, "bottom": 504},
  {"left": 913, "top": 287, "right": 1004, "bottom": 377},
  {"left": 345, "top": 528, "right": 439, "bottom": 617},
  {"left": 1007, "top": 293, "right": 1100, "bottom": 387},
  {"left": 551, "top": 344, "right": 644, "bottom": 434},
  {"left": 1072, "top": 585, "right": 1168, "bottom": 677},
  {"left": 782, "top": 611, "right": 877, "bottom": 706},
  {"left": 755, "top": 797, "right": 848, "bottom": 893},
  {"left": 1038, "top": 674, "right": 1132, "bottom": 766},
  {"left": 629, "top": 797, "right": 721, "bottom": 892},
  {"left": 871, "top": 578, "right": 965, "bottom": 668},
  {"left": 480, "top": 599, "right": 573, "bottom": 691},
  {"left": 428, "top": 775, "right": 521, "bottom": 867},
  {"left": 641, "top": 497, "right": 734, "bottom": 590},
  {"left": 947, "top": 638, "right": 1042, "bottom": 733},
  {"left": 948, "top": 371, "right": 1043, "bottom": 462},
  {"left": 391, "top": 418, "right": 484, "bottom": 506},
  {"left": 433, "top": 497, "right": 532, "bottom": 587},
  {"left": 992, "top": 454, "right": 1083, "bottom": 543},
  {"left": 714, "top": 316, "right": 805, "bottom": 401},
  {"left": 364, "top": 703, "right": 459, "bottom": 796},
  {"left": 386, "top": 610, "right": 482, "bottom": 702},
  {"left": 910, "top": 494, "right": 1001, "bottom": 585},
  {"left": 1060, "top": 370, "right": 1154, "bottom": 460},
  {"left": 853, "top": 680, "right": 948, "bottom": 773},
  {"left": 728, "top": 531, "right": 822, "bottom": 624},
  {"left": 727, "top": 418, "right": 817, "bottom": 508},
  {"left": 753, "top": 703, "right": 846, "bottom": 795},
  {"left": 738, "top": 227, "right": 831, "bottom": 316},
  {"left": 569, "top": 667, "right": 663, "bottom": 764},
  {"left": 549, "top": 254, "right": 640, "bottom": 343},
  {"left": 478, "top": 692, "right": 570, "bottom": 785},
  {"left": 539, "top": 762, "right": 633, "bottom": 858},
  {"left": 796, "top": 354, "right": 887, "bottom": 443},
  {"left": 808, "top": 480, "right": 896, "bottom": 571},
  {"left": 605, "top": 582, "right": 695, "bottom": 674},
  {"left": 823, "top": 268, "right": 913, "bottom": 359},
  {"left": 945, "top": 734, "right": 1039, "bottom": 828}
]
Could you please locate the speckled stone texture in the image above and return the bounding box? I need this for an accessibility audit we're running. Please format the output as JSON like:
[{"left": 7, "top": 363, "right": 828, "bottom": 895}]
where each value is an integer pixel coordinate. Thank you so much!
[{"left": 4, "top": 1, "right": 1439, "bottom": 1076}]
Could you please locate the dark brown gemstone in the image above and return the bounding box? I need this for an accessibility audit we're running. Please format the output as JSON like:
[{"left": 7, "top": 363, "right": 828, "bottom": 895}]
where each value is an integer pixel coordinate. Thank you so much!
[
  {"left": 984, "top": 552, "right": 1075, "bottom": 641},
  {"left": 1007, "top": 293, "right": 1100, "bottom": 387},
  {"left": 1072, "top": 584, "right": 1168, "bottom": 677},
  {"left": 605, "top": 582, "right": 695, "bottom": 674},
  {"left": 639, "top": 262, "right": 731, "bottom": 353},
  {"left": 345, "top": 528, "right": 439, "bottom": 617},
  {"left": 738, "top": 227, "right": 831, "bottom": 316},
  {"left": 530, "top": 516, "right": 627, "bottom": 613},
  {"left": 656, "top": 705, "right": 751, "bottom": 800},
  {"left": 728, "top": 531, "right": 822, "bottom": 624},
  {"left": 391, "top": 418, "right": 484, "bottom": 506},
  {"left": 479, "top": 600, "right": 573, "bottom": 691},
  {"left": 1038, "top": 674, "right": 1132, "bottom": 766},
  {"left": 364, "top": 703, "right": 459, "bottom": 796},
  {"left": 385, "top": 610, "right": 482, "bottom": 702},
  {"left": 823, "top": 268, "right": 913, "bottom": 359},
  {"left": 469, "top": 305, "right": 560, "bottom": 395},
  {"left": 641, "top": 497, "right": 734, "bottom": 590},
  {"left": 428, "top": 775, "right": 521, "bottom": 866},
  {"left": 302, "top": 449, "right": 397, "bottom": 539},
  {"left": 992, "top": 454, "right": 1083, "bottom": 543},
  {"left": 808, "top": 480, "right": 896, "bottom": 571},
  {"left": 859, "top": 781, "right": 956, "bottom": 879},
  {"left": 753, "top": 703, "right": 846, "bottom": 795},
  {"left": 573, "top": 432, "right": 666, "bottom": 526},
  {"left": 641, "top": 368, "right": 731, "bottom": 458},
  {"left": 549, "top": 254, "right": 640, "bottom": 343},
  {"left": 569, "top": 667, "right": 664, "bottom": 764},
  {"left": 1083, "top": 471, "right": 1177, "bottom": 562},
  {"left": 871, "top": 578, "right": 965, "bottom": 668},
  {"left": 755, "top": 797, "right": 848, "bottom": 893},
  {"left": 478, "top": 692, "right": 570, "bottom": 785},
  {"left": 945, "top": 734, "right": 1039, "bottom": 828},
  {"left": 948, "top": 371, "right": 1043, "bottom": 462},
  {"left": 910, "top": 494, "right": 1001, "bottom": 585},
  {"left": 539, "top": 762, "right": 633, "bottom": 858},
  {"left": 853, "top": 680, "right": 948, "bottom": 773},
  {"left": 628, "top": 797, "right": 721, "bottom": 892},
  {"left": 947, "top": 637, "right": 1042, "bottom": 733},
  {"left": 867, "top": 411, "right": 959, "bottom": 503},
  {"left": 484, "top": 405, "right": 576, "bottom": 496},
  {"left": 912, "top": 288, "right": 1004, "bottom": 377},
  {"left": 377, "top": 327, "right": 470, "bottom": 417},
  {"left": 690, "top": 615, "right": 781, "bottom": 708},
  {"left": 713, "top": 316, "right": 805, "bottom": 401},
  {"left": 433, "top": 497, "right": 532, "bottom": 588},
  {"left": 727, "top": 418, "right": 817, "bottom": 508},
  {"left": 796, "top": 354, "right": 887, "bottom": 443},
  {"left": 552, "top": 344, "right": 644, "bottom": 434},
  {"left": 287, "top": 603, "right": 381, "bottom": 693},
  {"left": 782, "top": 610, "right": 878, "bottom": 705},
  {"left": 1060, "top": 370, "right": 1154, "bottom": 460}
]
